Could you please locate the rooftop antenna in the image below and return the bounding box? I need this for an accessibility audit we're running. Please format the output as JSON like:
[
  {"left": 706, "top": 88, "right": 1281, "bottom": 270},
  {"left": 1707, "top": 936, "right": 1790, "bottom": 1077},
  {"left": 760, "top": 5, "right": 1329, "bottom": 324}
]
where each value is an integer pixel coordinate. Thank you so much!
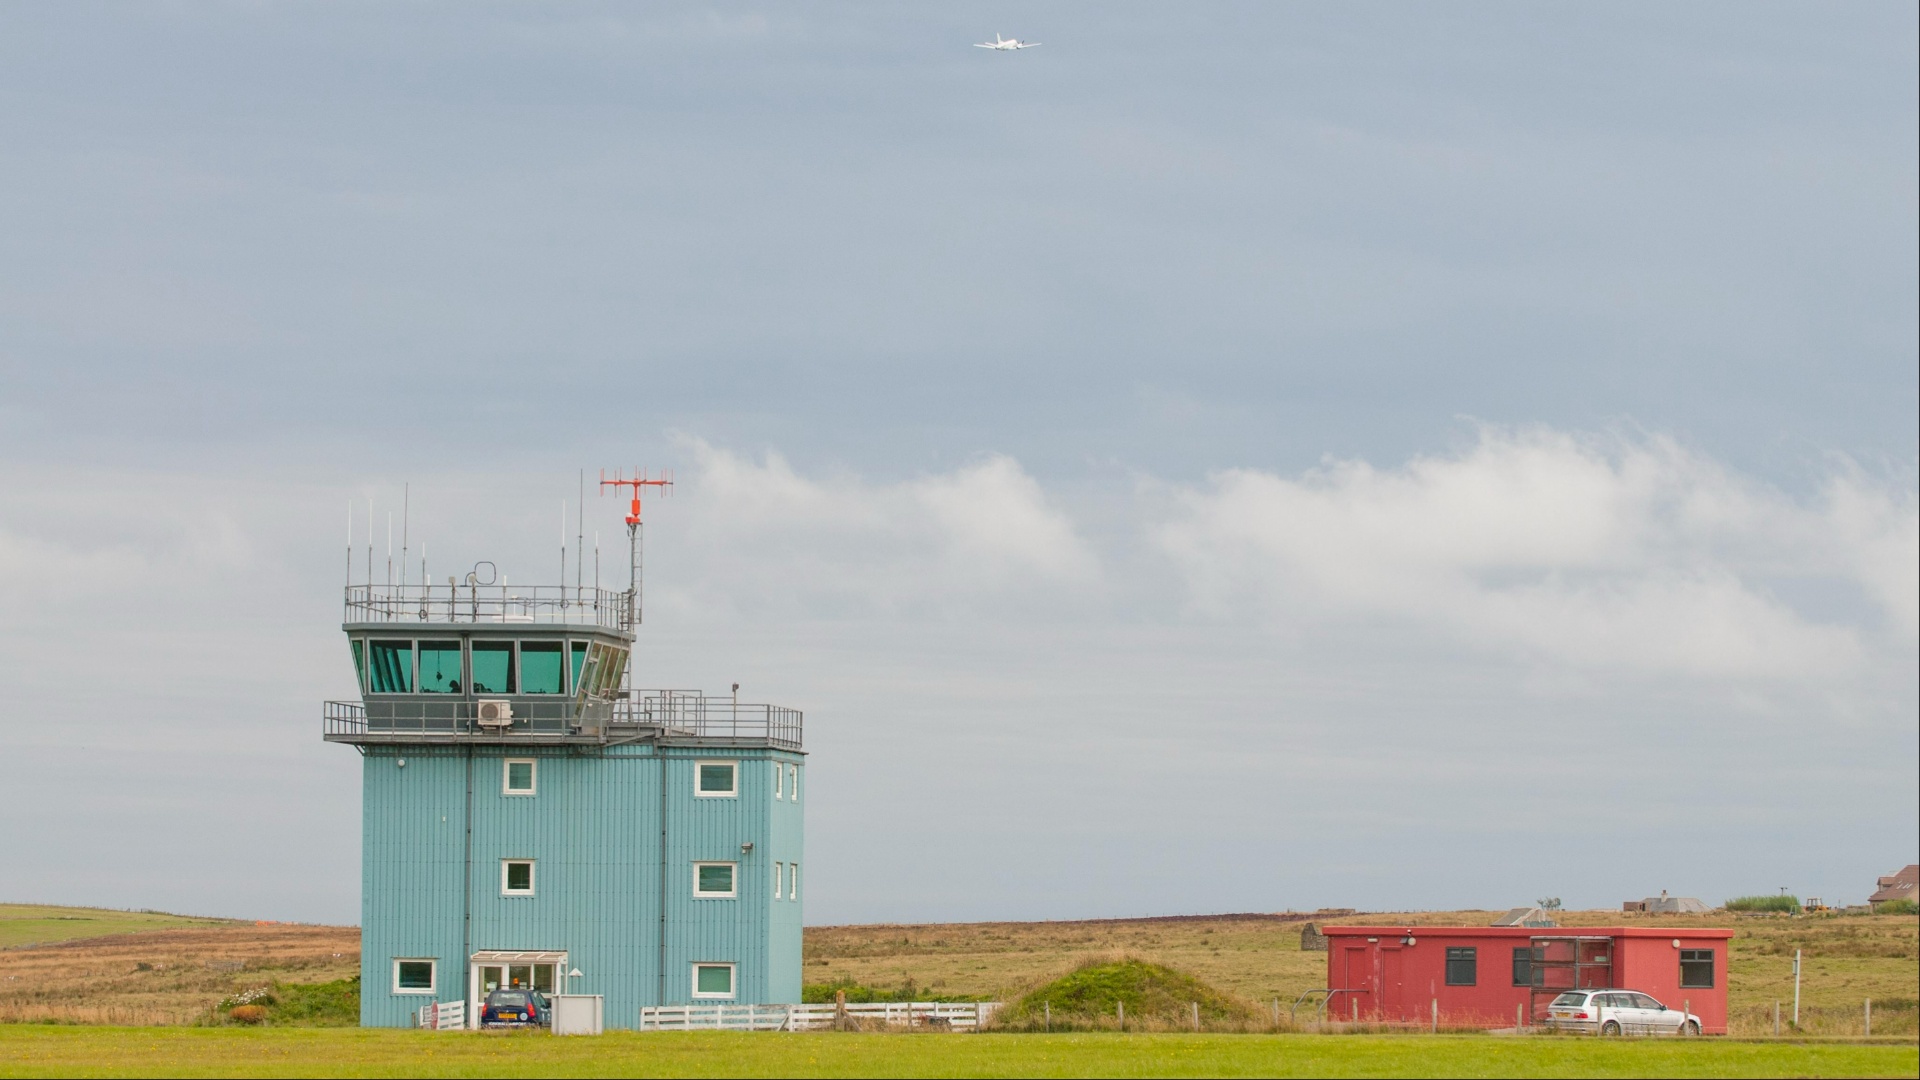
[
  {"left": 401, "top": 484, "right": 409, "bottom": 588},
  {"left": 366, "top": 497, "right": 373, "bottom": 589},
  {"left": 599, "top": 467, "right": 672, "bottom": 627},
  {"left": 560, "top": 499, "right": 568, "bottom": 607},
  {"left": 345, "top": 501, "right": 353, "bottom": 589},
  {"left": 386, "top": 512, "right": 393, "bottom": 588},
  {"left": 576, "top": 470, "right": 585, "bottom": 595}
]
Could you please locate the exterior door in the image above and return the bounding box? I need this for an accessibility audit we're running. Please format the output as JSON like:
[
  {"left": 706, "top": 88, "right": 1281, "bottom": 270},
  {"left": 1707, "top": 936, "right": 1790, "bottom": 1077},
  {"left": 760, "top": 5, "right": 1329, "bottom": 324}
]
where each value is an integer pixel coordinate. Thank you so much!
[
  {"left": 1341, "top": 948, "right": 1373, "bottom": 1020},
  {"left": 1378, "top": 948, "right": 1407, "bottom": 1021}
]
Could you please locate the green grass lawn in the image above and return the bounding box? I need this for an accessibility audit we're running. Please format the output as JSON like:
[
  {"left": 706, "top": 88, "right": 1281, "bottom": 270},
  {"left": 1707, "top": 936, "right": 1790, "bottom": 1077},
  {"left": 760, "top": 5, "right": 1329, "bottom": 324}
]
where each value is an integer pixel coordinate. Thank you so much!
[
  {"left": 0, "top": 1027, "right": 1912, "bottom": 1079},
  {"left": 0, "top": 906, "right": 237, "bottom": 950}
]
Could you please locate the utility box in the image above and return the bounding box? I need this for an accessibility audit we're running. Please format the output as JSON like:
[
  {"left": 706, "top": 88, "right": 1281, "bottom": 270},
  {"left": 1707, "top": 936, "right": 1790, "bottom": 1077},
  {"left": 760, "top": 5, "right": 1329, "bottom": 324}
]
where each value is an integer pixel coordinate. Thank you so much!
[{"left": 552, "top": 994, "right": 605, "bottom": 1036}]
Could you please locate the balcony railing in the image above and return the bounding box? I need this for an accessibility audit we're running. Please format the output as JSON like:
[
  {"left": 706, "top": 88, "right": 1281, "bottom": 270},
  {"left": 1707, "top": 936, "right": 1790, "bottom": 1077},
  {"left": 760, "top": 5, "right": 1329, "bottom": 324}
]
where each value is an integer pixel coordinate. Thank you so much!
[
  {"left": 323, "top": 690, "right": 801, "bottom": 749},
  {"left": 345, "top": 584, "right": 632, "bottom": 631}
]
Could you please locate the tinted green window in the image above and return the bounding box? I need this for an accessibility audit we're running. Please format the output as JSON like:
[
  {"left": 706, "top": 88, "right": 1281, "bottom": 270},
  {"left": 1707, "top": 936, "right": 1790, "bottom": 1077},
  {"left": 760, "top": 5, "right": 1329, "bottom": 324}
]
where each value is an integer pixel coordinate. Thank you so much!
[
  {"left": 695, "top": 965, "right": 733, "bottom": 995},
  {"left": 505, "top": 861, "right": 533, "bottom": 892},
  {"left": 418, "top": 641, "right": 462, "bottom": 693},
  {"left": 470, "top": 641, "right": 514, "bottom": 694},
  {"left": 506, "top": 761, "right": 534, "bottom": 792},
  {"left": 698, "top": 763, "right": 736, "bottom": 794},
  {"left": 520, "top": 642, "right": 564, "bottom": 694},
  {"left": 575, "top": 645, "right": 603, "bottom": 700},
  {"left": 697, "top": 864, "right": 735, "bottom": 895},
  {"left": 396, "top": 960, "right": 433, "bottom": 990},
  {"left": 570, "top": 642, "right": 589, "bottom": 691},
  {"left": 368, "top": 641, "right": 413, "bottom": 693},
  {"left": 350, "top": 640, "right": 366, "bottom": 691}
]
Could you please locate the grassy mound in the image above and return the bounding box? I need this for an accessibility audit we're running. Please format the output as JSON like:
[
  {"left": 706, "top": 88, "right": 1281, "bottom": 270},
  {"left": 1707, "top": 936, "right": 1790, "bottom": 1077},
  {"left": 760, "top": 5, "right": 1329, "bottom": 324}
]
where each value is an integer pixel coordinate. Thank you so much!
[
  {"left": 997, "top": 957, "right": 1253, "bottom": 1030},
  {"left": 207, "top": 978, "right": 359, "bottom": 1026}
]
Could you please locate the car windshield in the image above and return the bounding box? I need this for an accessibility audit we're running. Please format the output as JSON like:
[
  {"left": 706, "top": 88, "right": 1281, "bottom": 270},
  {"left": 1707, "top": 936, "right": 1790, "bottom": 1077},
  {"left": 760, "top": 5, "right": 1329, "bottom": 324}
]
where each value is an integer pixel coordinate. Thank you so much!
[
  {"left": 1551, "top": 992, "right": 1588, "bottom": 1007},
  {"left": 490, "top": 992, "right": 529, "bottom": 1006}
]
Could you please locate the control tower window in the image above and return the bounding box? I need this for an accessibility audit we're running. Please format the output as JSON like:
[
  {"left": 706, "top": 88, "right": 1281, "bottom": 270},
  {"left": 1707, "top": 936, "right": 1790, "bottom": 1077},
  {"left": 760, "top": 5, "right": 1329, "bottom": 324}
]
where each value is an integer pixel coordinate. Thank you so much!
[
  {"left": 418, "top": 641, "right": 463, "bottom": 694},
  {"left": 368, "top": 641, "right": 414, "bottom": 694},
  {"left": 519, "top": 642, "right": 564, "bottom": 694},
  {"left": 350, "top": 640, "right": 367, "bottom": 692},
  {"left": 598, "top": 647, "right": 629, "bottom": 696},
  {"left": 570, "top": 642, "right": 591, "bottom": 695},
  {"left": 471, "top": 641, "right": 516, "bottom": 695}
]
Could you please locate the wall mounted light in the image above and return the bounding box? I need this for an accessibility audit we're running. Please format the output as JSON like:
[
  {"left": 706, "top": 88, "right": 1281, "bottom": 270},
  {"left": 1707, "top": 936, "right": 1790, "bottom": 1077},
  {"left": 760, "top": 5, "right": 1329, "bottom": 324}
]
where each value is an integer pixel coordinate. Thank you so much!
[
  {"left": 741, "top": 841, "right": 754, "bottom": 854},
  {"left": 397, "top": 759, "right": 407, "bottom": 768}
]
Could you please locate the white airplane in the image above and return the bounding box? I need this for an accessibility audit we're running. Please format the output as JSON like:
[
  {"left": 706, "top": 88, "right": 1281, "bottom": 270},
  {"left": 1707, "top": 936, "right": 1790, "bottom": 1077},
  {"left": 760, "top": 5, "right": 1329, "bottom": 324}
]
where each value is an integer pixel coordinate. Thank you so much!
[{"left": 975, "top": 33, "right": 1040, "bottom": 51}]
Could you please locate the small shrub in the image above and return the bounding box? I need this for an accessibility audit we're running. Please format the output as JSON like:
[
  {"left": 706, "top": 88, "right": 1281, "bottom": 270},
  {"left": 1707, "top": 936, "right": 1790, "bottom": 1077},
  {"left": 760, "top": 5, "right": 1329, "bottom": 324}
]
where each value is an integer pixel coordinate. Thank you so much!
[
  {"left": 1727, "top": 895, "right": 1801, "bottom": 914},
  {"left": 228, "top": 1005, "right": 267, "bottom": 1024},
  {"left": 1875, "top": 898, "right": 1918, "bottom": 916}
]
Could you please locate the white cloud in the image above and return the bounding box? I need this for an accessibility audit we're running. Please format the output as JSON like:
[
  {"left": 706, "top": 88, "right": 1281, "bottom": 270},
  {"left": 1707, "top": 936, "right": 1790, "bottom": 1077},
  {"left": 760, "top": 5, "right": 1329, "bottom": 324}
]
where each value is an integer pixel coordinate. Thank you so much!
[
  {"left": 1152, "top": 427, "right": 1914, "bottom": 677},
  {"left": 658, "top": 439, "right": 1098, "bottom": 618}
]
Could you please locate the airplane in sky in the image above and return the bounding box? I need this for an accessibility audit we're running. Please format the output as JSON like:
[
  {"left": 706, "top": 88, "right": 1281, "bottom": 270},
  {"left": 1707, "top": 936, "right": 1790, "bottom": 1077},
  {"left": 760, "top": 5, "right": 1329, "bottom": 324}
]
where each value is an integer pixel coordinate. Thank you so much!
[{"left": 975, "top": 33, "right": 1040, "bottom": 51}]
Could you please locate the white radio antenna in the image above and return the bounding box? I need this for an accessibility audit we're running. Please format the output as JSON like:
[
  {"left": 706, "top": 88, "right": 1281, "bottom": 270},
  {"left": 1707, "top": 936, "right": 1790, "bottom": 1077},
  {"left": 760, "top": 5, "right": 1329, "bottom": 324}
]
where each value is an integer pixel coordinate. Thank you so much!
[
  {"left": 401, "top": 484, "right": 409, "bottom": 588},
  {"left": 345, "top": 501, "right": 353, "bottom": 588}
]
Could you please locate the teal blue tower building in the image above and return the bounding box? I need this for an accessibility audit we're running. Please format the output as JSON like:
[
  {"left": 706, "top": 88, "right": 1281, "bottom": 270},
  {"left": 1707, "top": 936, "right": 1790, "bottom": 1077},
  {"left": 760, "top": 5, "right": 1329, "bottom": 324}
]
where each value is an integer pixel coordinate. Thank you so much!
[{"left": 325, "top": 483, "right": 804, "bottom": 1028}]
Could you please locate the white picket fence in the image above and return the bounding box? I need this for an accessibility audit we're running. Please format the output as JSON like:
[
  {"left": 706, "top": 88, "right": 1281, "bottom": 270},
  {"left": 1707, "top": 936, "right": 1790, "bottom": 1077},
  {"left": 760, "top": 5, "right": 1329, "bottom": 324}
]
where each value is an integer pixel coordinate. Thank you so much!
[
  {"left": 637, "top": 1001, "right": 999, "bottom": 1032},
  {"left": 416, "top": 1000, "right": 467, "bottom": 1030}
]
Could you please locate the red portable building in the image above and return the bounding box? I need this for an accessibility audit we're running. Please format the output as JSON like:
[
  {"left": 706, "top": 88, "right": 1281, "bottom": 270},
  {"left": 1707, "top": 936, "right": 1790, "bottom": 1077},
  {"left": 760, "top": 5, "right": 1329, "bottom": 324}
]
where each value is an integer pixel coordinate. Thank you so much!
[{"left": 1321, "top": 925, "right": 1734, "bottom": 1033}]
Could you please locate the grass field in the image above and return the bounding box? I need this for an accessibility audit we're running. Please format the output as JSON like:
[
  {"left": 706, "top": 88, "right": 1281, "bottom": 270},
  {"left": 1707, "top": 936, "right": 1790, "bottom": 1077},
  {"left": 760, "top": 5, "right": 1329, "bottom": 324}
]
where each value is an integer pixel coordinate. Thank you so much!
[
  {"left": 805, "top": 909, "right": 1919, "bottom": 1037},
  {"left": 0, "top": 907, "right": 237, "bottom": 951},
  {"left": 2, "top": 903, "right": 1912, "bottom": 1038},
  {"left": 0, "top": 1027, "right": 1914, "bottom": 1079}
]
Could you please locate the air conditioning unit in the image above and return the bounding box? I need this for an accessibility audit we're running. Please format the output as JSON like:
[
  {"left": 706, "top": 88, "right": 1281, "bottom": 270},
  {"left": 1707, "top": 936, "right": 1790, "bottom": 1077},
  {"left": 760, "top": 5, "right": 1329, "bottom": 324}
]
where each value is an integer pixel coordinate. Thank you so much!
[{"left": 476, "top": 699, "right": 514, "bottom": 727}]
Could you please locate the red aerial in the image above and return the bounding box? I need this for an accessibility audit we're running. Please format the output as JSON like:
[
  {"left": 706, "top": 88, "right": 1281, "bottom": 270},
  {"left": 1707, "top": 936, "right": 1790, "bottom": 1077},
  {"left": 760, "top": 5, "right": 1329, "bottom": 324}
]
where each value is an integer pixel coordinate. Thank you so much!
[{"left": 600, "top": 468, "right": 673, "bottom": 526}]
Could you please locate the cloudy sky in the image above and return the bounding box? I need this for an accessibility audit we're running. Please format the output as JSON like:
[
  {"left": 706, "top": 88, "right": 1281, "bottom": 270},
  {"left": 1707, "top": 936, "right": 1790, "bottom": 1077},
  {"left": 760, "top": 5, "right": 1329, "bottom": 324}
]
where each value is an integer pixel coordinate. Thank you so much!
[{"left": 2, "top": 3, "right": 1914, "bottom": 925}]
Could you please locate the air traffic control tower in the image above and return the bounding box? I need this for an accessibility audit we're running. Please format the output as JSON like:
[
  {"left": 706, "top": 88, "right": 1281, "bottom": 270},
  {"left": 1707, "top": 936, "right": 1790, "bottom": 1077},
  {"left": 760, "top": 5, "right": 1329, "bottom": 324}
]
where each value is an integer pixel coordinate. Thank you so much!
[{"left": 324, "top": 475, "right": 804, "bottom": 1028}]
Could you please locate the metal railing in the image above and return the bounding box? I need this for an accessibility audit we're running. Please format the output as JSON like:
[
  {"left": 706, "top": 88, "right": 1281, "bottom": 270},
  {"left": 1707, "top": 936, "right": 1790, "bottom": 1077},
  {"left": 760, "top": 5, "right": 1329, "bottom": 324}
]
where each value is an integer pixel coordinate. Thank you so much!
[
  {"left": 324, "top": 690, "right": 802, "bottom": 748},
  {"left": 345, "top": 584, "right": 632, "bottom": 631}
]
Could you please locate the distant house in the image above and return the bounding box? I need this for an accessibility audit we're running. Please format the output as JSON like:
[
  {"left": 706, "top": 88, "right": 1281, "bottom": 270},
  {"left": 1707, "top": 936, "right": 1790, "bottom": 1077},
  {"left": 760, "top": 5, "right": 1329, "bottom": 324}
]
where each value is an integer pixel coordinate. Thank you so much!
[
  {"left": 1869, "top": 865, "right": 1918, "bottom": 910},
  {"left": 1490, "top": 907, "right": 1557, "bottom": 928},
  {"left": 1622, "top": 890, "right": 1711, "bottom": 914}
]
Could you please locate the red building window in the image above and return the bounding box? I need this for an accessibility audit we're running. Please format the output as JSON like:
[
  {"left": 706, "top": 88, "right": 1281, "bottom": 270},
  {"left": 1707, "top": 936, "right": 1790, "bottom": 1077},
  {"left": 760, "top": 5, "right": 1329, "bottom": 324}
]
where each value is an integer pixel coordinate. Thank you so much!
[
  {"left": 1445, "top": 947, "right": 1477, "bottom": 986},
  {"left": 1679, "top": 949, "right": 1715, "bottom": 988}
]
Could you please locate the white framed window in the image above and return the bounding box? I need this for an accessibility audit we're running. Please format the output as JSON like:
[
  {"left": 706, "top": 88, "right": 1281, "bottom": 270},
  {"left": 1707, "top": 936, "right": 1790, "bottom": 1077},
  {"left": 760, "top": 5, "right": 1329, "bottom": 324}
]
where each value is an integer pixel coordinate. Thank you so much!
[
  {"left": 503, "top": 758, "right": 536, "bottom": 796},
  {"left": 393, "top": 958, "right": 436, "bottom": 995},
  {"left": 501, "top": 859, "right": 535, "bottom": 896},
  {"left": 693, "top": 861, "right": 737, "bottom": 898},
  {"left": 695, "top": 760, "right": 737, "bottom": 798},
  {"left": 774, "top": 762, "right": 784, "bottom": 800},
  {"left": 790, "top": 862, "right": 800, "bottom": 901},
  {"left": 789, "top": 764, "right": 799, "bottom": 803},
  {"left": 691, "top": 962, "right": 737, "bottom": 999},
  {"left": 774, "top": 861, "right": 785, "bottom": 899}
]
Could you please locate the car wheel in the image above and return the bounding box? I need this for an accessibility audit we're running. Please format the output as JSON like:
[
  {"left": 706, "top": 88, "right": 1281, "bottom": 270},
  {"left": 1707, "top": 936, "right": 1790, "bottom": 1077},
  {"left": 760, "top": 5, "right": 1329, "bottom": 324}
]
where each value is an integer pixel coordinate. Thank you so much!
[
  {"left": 1600, "top": 1020, "right": 1621, "bottom": 1036},
  {"left": 1680, "top": 1020, "right": 1699, "bottom": 1036}
]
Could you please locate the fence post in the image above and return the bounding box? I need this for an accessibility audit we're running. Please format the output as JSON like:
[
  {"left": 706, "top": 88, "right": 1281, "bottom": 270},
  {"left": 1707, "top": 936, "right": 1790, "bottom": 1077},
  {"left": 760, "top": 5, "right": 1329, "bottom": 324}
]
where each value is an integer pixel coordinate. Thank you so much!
[
  {"left": 1117, "top": 1000, "right": 1124, "bottom": 1030},
  {"left": 1272, "top": 999, "right": 1279, "bottom": 1029},
  {"left": 1516, "top": 1003, "right": 1523, "bottom": 1031},
  {"left": 1351, "top": 998, "right": 1358, "bottom": 1023},
  {"left": 1044, "top": 1000, "right": 1050, "bottom": 1032},
  {"left": 835, "top": 989, "right": 848, "bottom": 1032},
  {"left": 1191, "top": 1001, "right": 1200, "bottom": 1031},
  {"left": 1865, "top": 998, "right": 1871, "bottom": 1037},
  {"left": 1431, "top": 998, "right": 1437, "bottom": 1034},
  {"left": 1774, "top": 1000, "right": 1780, "bottom": 1036}
]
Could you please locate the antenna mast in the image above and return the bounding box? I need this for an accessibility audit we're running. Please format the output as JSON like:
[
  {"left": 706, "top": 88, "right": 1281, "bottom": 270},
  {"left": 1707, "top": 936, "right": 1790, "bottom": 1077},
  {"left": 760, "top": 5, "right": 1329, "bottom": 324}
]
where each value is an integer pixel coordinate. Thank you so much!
[{"left": 598, "top": 468, "right": 672, "bottom": 628}]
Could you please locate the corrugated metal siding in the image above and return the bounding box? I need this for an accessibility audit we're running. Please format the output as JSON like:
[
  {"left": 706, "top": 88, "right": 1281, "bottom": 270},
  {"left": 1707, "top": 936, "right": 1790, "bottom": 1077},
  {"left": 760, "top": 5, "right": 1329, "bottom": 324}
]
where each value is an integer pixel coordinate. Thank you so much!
[{"left": 359, "top": 743, "right": 805, "bottom": 1028}]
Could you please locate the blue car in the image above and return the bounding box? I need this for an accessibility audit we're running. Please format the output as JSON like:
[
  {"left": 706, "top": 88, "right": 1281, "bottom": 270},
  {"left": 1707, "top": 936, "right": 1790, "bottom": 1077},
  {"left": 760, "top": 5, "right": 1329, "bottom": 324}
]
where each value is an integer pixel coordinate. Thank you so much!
[{"left": 479, "top": 989, "right": 549, "bottom": 1028}]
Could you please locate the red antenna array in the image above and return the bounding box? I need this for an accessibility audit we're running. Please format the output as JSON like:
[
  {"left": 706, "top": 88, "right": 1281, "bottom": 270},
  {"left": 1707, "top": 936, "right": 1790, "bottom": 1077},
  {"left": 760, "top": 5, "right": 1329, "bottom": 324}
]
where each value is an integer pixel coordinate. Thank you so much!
[{"left": 600, "top": 468, "right": 673, "bottom": 526}]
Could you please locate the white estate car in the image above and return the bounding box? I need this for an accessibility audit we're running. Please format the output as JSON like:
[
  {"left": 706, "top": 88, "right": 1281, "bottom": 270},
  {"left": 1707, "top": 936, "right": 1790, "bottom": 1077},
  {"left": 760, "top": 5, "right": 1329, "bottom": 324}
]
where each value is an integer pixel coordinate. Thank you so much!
[{"left": 1547, "top": 990, "right": 1702, "bottom": 1035}]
